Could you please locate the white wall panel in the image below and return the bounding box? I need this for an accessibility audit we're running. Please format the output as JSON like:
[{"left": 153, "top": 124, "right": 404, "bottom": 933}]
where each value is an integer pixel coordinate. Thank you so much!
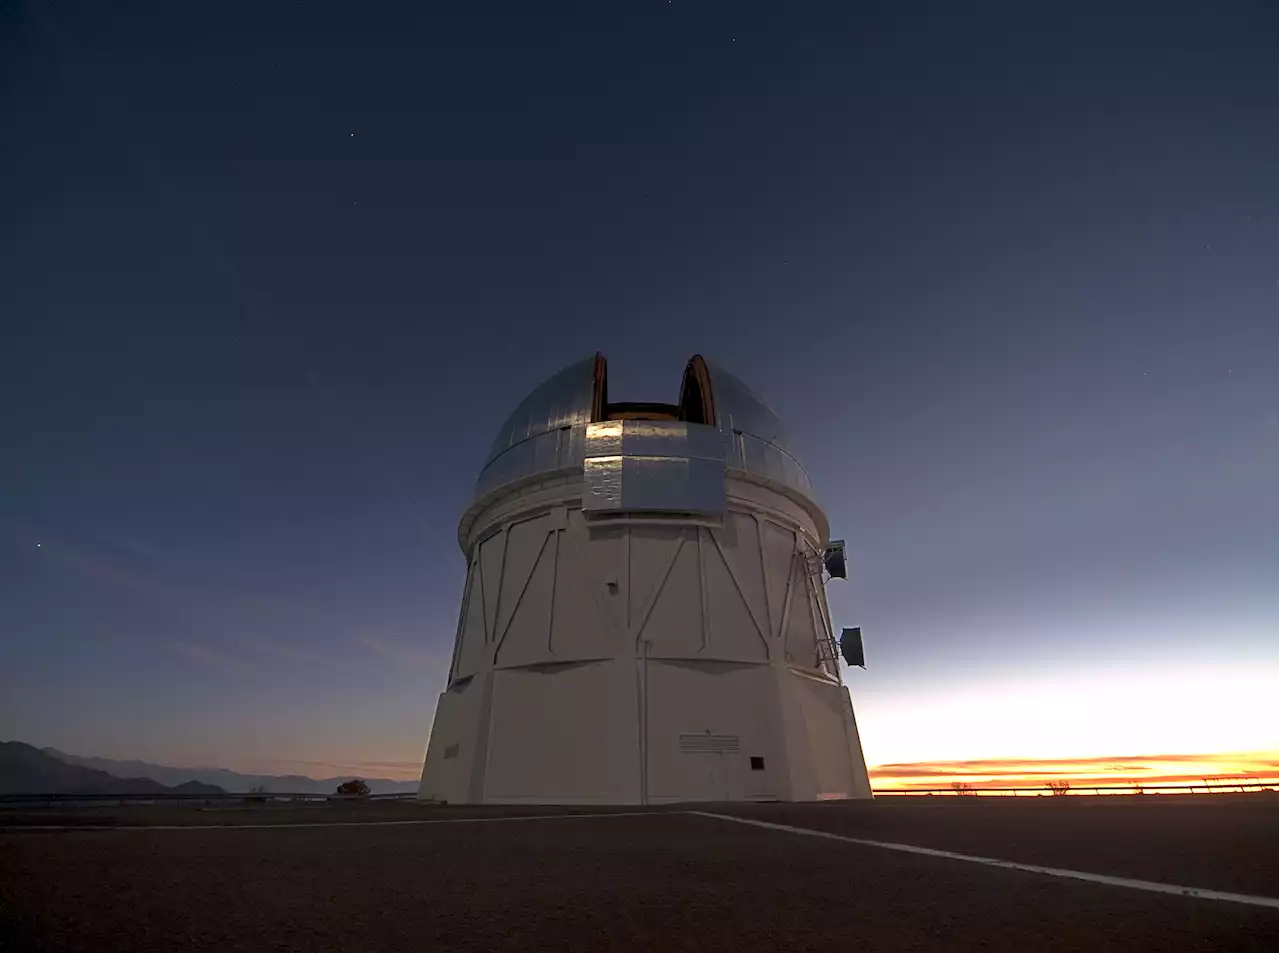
[
  {"left": 422, "top": 468, "right": 871, "bottom": 805},
  {"left": 725, "top": 479, "right": 825, "bottom": 544},
  {"left": 484, "top": 661, "right": 640, "bottom": 803},
  {"left": 792, "top": 674, "right": 857, "bottom": 799},
  {"left": 549, "top": 516, "right": 627, "bottom": 660},
  {"left": 452, "top": 564, "right": 489, "bottom": 680},
  {"left": 783, "top": 560, "right": 820, "bottom": 667},
  {"left": 478, "top": 532, "right": 505, "bottom": 644},
  {"left": 840, "top": 688, "right": 874, "bottom": 799},
  {"left": 702, "top": 532, "right": 769, "bottom": 662},
  {"left": 626, "top": 526, "right": 682, "bottom": 631},
  {"left": 644, "top": 662, "right": 783, "bottom": 803},
  {"left": 494, "top": 533, "right": 556, "bottom": 668},
  {"left": 710, "top": 514, "right": 770, "bottom": 644},
  {"left": 419, "top": 674, "right": 488, "bottom": 804},
  {"left": 582, "top": 522, "right": 630, "bottom": 635},
  {"left": 759, "top": 520, "right": 796, "bottom": 640},
  {"left": 495, "top": 516, "right": 550, "bottom": 640},
  {"left": 639, "top": 532, "right": 704, "bottom": 658},
  {"left": 772, "top": 666, "right": 817, "bottom": 800}
]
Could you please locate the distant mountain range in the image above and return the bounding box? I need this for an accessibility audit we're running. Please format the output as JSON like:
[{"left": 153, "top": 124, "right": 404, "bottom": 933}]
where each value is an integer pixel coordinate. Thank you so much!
[
  {"left": 41, "top": 747, "right": 419, "bottom": 795},
  {"left": 0, "top": 742, "right": 226, "bottom": 796}
]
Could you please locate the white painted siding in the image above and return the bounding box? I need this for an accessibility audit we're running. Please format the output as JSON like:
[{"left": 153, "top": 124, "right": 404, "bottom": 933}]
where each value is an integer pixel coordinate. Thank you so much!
[
  {"left": 420, "top": 470, "right": 872, "bottom": 805},
  {"left": 644, "top": 662, "right": 783, "bottom": 803},
  {"left": 483, "top": 661, "right": 640, "bottom": 803}
]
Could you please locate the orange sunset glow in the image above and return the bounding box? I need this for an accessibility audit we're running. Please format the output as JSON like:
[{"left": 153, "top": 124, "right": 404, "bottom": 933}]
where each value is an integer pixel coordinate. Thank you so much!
[{"left": 869, "top": 750, "right": 1279, "bottom": 793}]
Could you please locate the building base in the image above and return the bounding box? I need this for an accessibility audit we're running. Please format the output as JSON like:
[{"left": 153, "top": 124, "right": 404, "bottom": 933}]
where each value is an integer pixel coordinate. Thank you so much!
[{"left": 418, "top": 657, "right": 872, "bottom": 805}]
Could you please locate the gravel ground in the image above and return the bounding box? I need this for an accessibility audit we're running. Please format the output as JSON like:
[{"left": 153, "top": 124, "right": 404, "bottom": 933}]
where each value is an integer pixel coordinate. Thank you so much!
[{"left": 0, "top": 798, "right": 1274, "bottom": 952}]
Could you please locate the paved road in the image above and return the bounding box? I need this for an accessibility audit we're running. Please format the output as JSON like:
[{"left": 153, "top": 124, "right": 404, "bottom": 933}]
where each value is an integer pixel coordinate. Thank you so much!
[
  {"left": 1, "top": 798, "right": 1275, "bottom": 952},
  {"left": 721, "top": 795, "right": 1278, "bottom": 896}
]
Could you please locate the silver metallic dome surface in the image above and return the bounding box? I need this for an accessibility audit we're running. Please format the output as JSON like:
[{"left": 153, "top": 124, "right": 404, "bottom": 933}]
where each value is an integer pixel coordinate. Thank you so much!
[
  {"left": 475, "top": 354, "right": 812, "bottom": 500},
  {"left": 483, "top": 355, "right": 599, "bottom": 467}
]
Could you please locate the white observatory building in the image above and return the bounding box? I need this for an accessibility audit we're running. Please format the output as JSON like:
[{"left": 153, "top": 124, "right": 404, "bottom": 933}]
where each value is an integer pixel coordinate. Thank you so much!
[{"left": 418, "top": 354, "right": 872, "bottom": 804}]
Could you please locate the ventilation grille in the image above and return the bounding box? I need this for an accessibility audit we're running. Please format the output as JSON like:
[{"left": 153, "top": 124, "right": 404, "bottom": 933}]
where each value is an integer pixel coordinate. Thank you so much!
[{"left": 679, "top": 733, "right": 740, "bottom": 754}]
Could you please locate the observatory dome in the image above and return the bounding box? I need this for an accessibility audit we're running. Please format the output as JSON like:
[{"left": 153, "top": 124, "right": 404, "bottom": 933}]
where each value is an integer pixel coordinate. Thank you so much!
[
  {"left": 475, "top": 353, "right": 814, "bottom": 504},
  {"left": 422, "top": 352, "right": 870, "bottom": 806}
]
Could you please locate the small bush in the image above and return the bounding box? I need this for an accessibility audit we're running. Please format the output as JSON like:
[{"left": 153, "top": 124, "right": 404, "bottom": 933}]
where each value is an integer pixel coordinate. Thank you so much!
[
  {"left": 335, "top": 779, "right": 371, "bottom": 797},
  {"left": 951, "top": 781, "right": 976, "bottom": 796},
  {"left": 1047, "top": 780, "right": 1071, "bottom": 796}
]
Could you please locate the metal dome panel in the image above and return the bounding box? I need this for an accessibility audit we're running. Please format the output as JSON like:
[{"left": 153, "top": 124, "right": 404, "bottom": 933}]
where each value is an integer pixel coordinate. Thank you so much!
[
  {"left": 483, "top": 354, "right": 600, "bottom": 465},
  {"left": 701, "top": 359, "right": 813, "bottom": 493},
  {"left": 477, "top": 355, "right": 600, "bottom": 497},
  {"left": 475, "top": 353, "right": 813, "bottom": 502}
]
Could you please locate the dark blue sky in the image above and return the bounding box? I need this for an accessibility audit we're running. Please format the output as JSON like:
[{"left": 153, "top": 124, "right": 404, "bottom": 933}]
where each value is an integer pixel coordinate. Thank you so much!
[{"left": 2, "top": 0, "right": 1274, "bottom": 775}]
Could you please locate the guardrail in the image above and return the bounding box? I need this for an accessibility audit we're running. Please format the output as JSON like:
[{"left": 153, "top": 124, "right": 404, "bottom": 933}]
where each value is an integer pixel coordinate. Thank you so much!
[
  {"left": 0, "top": 792, "right": 420, "bottom": 807},
  {"left": 1, "top": 781, "right": 1275, "bottom": 808},
  {"left": 876, "top": 781, "right": 1279, "bottom": 796}
]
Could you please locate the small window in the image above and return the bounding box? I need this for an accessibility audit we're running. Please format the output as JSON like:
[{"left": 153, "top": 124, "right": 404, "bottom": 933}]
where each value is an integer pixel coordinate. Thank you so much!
[{"left": 750, "top": 756, "right": 765, "bottom": 771}]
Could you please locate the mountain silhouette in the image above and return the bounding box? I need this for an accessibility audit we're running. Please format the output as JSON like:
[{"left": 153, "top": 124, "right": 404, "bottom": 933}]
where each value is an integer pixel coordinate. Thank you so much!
[
  {"left": 1, "top": 742, "right": 225, "bottom": 796},
  {"left": 40, "top": 747, "right": 418, "bottom": 795}
]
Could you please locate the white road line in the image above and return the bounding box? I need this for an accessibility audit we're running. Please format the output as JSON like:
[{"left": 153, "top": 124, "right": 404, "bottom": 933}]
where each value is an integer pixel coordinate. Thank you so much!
[
  {"left": 689, "top": 811, "right": 1279, "bottom": 909},
  {"left": 1, "top": 811, "right": 657, "bottom": 833}
]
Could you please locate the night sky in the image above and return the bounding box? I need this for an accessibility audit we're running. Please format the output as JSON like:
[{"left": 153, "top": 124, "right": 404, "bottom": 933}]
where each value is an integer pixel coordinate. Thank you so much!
[{"left": 2, "top": 1, "right": 1275, "bottom": 780}]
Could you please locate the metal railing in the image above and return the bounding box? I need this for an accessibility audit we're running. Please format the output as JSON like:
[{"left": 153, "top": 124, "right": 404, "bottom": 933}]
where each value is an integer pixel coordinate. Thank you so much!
[
  {"left": 0, "top": 792, "right": 419, "bottom": 808},
  {"left": 876, "top": 780, "right": 1279, "bottom": 796},
  {"left": 1, "top": 781, "right": 1275, "bottom": 808}
]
